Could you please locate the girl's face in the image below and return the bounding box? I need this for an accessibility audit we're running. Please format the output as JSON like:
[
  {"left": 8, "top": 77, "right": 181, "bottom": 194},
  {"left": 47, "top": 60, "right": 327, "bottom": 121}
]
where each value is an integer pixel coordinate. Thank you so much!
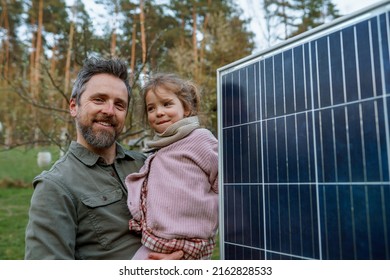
[{"left": 145, "top": 87, "right": 190, "bottom": 134}]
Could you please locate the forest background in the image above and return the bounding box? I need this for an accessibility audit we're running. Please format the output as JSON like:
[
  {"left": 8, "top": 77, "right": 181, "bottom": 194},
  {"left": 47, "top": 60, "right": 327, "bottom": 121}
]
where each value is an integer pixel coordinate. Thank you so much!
[{"left": 0, "top": 0, "right": 352, "bottom": 153}]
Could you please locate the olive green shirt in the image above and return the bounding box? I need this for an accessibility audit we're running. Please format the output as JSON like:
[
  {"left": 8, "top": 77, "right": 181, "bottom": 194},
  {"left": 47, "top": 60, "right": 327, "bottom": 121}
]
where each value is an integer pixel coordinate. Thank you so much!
[{"left": 25, "top": 141, "right": 146, "bottom": 259}]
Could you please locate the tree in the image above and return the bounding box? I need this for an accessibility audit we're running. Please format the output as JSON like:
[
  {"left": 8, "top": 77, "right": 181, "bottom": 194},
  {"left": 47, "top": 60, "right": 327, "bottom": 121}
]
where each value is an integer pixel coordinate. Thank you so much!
[
  {"left": 259, "top": 0, "right": 340, "bottom": 42},
  {"left": 1, "top": 0, "right": 94, "bottom": 150},
  {"left": 0, "top": 0, "right": 255, "bottom": 150},
  {"left": 289, "top": 0, "right": 340, "bottom": 37},
  {"left": 0, "top": 0, "right": 25, "bottom": 146}
]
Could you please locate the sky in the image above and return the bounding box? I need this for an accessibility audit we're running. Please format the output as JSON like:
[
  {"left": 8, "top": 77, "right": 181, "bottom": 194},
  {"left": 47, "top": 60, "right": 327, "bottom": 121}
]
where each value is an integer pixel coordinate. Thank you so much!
[
  {"left": 238, "top": 0, "right": 385, "bottom": 51},
  {"left": 76, "top": 0, "right": 386, "bottom": 52}
]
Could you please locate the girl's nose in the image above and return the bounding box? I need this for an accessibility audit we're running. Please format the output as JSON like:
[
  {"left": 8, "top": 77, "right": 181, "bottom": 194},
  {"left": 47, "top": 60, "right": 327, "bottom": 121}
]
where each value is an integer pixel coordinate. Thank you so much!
[{"left": 156, "top": 106, "right": 165, "bottom": 116}]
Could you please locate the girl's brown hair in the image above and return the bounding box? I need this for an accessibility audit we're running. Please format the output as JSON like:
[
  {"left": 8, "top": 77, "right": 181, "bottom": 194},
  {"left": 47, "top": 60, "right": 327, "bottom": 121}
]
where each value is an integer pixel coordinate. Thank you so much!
[{"left": 140, "top": 73, "right": 201, "bottom": 119}]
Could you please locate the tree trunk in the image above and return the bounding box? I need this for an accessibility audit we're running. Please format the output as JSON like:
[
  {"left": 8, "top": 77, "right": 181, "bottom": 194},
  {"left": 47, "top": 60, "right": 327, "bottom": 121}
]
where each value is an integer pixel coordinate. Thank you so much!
[
  {"left": 180, "top": 14, "right": 185, "bottom": 47},
  {"left": 192, "top": 4, "right": 198, "bottom": 80},
  {"left": 111, "top": 30, "right": 117, "bottom": 57},
  {"left": 199, "top": 0, "right": 211, "bottom": 78},
  {"left": 64, "top": 21, "right": 74, "bottom": 105},
  {"left": 33, "top": 0, "right": 44, "bottom": 146},
  {"left": 130, "top": 17, "right": 137, "bottom": 84},
  {"left": 110, "top": 2, "right": 119, "bottom": 57},
  {"left": 140, "top": 0, "right": 147, "bottom": 75},
  {"left": 34, "top": 0, "right": 43, "bottom": 96},
  {"left": 29, "top": 33, "right": 35, "bottom": 95},
  {"left": 50, "top": 44, "right": 57, "bottom": 75},
  {"left": 0, "top": 0, "right": 10, "bottom": 83}
]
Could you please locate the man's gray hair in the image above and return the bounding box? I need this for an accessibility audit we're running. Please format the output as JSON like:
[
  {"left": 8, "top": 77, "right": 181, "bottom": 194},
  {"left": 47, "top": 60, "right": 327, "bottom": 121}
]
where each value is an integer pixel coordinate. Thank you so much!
[{"left": 70, "top": 57, "right": 131, "bottom": 105}]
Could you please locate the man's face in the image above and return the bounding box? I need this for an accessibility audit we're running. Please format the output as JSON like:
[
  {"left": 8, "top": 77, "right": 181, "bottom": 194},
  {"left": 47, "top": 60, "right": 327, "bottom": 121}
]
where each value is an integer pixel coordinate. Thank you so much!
[{"left": 70, "top": 73, "right": 128, "bottom": 150}]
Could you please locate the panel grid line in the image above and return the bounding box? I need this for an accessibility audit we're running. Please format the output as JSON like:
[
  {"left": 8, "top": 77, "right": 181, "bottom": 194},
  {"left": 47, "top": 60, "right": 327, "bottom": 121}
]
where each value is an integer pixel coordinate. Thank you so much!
[
  {"left": 378, "top": 10, "right": 390, "bottom": 260},
  {"left": 310, "top": 39, "right": 323, "bottom": 260},
  {"left": 221, "top": 95, "right": 387, "bottom": 131}
]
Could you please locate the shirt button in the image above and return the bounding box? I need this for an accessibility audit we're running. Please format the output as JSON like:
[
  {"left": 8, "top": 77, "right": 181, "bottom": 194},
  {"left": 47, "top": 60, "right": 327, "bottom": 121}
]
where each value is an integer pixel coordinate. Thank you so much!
[
  {"left": 110, "top": 171, "right": 115, "bottom": 177},
  {"left": 102, "top": 196, "right": 107, "bottom": 201}
]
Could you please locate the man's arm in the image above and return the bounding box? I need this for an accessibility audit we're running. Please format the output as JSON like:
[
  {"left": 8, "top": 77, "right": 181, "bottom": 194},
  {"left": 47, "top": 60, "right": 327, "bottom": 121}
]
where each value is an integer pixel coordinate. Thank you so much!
[{"left": 25, "top": 178, "right": 77, "bottom": 259}]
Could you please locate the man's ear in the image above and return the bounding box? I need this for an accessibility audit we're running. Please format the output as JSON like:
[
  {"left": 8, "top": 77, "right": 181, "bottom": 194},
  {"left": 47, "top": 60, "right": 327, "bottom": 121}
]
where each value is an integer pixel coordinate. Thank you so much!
[{"left": 69, "top": 98, "right": 77, "bottom": 117}]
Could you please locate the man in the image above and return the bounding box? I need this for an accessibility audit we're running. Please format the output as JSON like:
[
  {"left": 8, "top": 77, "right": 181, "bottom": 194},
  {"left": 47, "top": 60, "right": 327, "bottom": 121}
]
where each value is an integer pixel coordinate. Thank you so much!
[{"left": 25, "top": 57, "right": 183, "bottom": 260}]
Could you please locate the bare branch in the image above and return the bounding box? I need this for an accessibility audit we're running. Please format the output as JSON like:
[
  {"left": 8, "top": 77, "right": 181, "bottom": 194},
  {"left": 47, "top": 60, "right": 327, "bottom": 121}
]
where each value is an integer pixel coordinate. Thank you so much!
[
  {"left": 2, "top": 74, "right": 69, "bottom": 114},
  {"left": 42, "top": 64, "right": 70, "bottom": 105}
]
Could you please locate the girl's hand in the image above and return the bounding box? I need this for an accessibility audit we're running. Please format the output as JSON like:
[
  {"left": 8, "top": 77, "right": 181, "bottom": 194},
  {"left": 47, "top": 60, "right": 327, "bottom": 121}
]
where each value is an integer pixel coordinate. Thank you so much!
[{"left": 147, "top": 250, "right": 184, "bottom": 260}]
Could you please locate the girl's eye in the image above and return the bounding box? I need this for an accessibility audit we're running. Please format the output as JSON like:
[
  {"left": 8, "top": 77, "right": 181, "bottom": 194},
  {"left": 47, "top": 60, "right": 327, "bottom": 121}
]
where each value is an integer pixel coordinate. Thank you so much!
[{"left": 147, "top": 106, "right": 155, "bottom": 112}]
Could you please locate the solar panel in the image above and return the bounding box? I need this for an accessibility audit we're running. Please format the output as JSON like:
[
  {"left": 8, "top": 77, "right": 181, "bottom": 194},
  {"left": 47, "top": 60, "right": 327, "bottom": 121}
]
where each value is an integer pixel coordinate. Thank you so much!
[{"left": 217, "top": 0, "right": 390, "bottom": 260}]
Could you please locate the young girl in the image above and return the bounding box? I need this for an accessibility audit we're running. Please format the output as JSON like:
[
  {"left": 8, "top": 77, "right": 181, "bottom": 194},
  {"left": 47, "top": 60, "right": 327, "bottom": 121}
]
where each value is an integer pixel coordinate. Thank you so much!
[{"left": 125, "top": 73, "right": 218, "bottom": 260}]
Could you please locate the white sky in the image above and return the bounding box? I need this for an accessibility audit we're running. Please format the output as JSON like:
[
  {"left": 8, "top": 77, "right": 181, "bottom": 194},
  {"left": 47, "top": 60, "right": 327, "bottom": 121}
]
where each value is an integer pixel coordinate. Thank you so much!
[
  {"left": 74, "top": 0, "right": 386, "bottom": 52},
  {"left": 238, "top": 0, "right": 386, "bottom": 51}
]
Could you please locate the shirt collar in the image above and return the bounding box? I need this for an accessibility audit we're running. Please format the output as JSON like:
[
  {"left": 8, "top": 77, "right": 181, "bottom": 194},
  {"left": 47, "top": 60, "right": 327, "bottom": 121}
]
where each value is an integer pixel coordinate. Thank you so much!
[{"left": 69, "top": 141, "right": 131, "bottom": 166}]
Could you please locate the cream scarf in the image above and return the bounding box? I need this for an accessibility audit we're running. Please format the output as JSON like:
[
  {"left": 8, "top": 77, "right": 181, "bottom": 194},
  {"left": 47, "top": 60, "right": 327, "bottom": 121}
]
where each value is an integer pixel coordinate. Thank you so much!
[{"left": 146, "top": 116, "right": 200, "bottom": 150}]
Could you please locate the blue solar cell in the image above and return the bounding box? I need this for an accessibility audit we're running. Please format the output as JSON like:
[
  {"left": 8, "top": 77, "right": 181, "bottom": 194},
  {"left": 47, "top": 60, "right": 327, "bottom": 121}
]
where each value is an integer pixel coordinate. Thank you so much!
[
  {"left": 240, "top": 125, "right": 250, "bottom": 183},
  {"left": 248, "top": 123, "right": 261, "bottom": 183},
  {"left": 274, "top": 53, "right": 285, "bottom": 116},
  {"left": 286, "top": 116, "right": 298, "bottom": 182},
  {"left": 343, "top": 26, "right": 360, "bottom": 102},
  {"left": 239, "top": 68, "right": 248, "bottom": 124},
  {"left": 317, "top": 37, "right": 332, "bottom": 108},
  {"left": 346, "top": 103, "right": 365, "bottom": 182},
  {"left": 333, "top": 106, "right": 349, "bottom": 181},
  {"left": 328, "top": 32, "right": 344, "bottom": 105},
  {"left": 295, "top": 113, "right": 312, "bottom": 182},
  {"left": 294, "top": 45, "right": 307, "bottom": 112},
  {"left": 247, "top": 64, "right": 258, "bottom": 122},
  {"left": 380, "top": 13, "right": 390, "bottom": 93},
  {"left": 358, "top": 22, "right": 375, "bottom": 99},
  {"left": 263, "top": 58, "right": 273, "bottom": 118},
  {"left": 218, "top": 2, "right": 390, "bottom": 260}
]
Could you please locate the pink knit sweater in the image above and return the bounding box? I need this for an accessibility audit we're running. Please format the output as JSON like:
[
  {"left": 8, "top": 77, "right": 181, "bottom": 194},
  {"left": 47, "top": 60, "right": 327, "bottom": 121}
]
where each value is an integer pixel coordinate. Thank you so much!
[{"left": 126, "top": 128, "right": 218, "bottom": 241}]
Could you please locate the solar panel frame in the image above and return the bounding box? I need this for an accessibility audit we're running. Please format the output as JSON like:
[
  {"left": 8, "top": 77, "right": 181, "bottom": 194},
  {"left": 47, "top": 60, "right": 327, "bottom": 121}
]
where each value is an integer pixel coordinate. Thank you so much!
[{"left": 217, "top": 0, "right": 390, "bottom": 260}]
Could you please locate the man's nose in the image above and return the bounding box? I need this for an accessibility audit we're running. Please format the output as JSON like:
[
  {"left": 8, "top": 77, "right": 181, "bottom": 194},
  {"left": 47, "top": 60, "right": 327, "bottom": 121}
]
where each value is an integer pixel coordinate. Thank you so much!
[{"left": 102, "top": 102, "right": 115, "bottom": 115}]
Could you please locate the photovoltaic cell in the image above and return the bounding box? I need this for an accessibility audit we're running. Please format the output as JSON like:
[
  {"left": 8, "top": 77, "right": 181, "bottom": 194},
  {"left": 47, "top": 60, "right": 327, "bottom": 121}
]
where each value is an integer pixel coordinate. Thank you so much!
[{"left": 217, "top": 1, "right": 390, "bottom": 260}]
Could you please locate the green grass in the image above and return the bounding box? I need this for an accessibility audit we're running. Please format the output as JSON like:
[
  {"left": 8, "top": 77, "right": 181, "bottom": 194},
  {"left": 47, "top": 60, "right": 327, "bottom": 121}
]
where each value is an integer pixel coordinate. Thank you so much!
[
  {"left": 0, "top": 146, "right": 60, "bottom": 184},
  {"left": 0, "top": 147, "right": 220, "bottom": 260},
  {"left": 0, "top": 187, "right": 33, "bottom": 259},
  {"left": 212, "top": 235, "right": 220, "bottom": 259},
  {"left": 0, "top": 146, "right": 60, "bottom": 259}
]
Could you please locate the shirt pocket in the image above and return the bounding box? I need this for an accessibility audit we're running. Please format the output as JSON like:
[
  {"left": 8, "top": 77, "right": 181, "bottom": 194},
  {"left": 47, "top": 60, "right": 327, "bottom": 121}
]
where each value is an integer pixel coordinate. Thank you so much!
[
  {"left": 81, "top": 189, "right": 123, "bottom": 208},
  {"left": 80, "top": 189, "right": 130, "bottom": 250}
]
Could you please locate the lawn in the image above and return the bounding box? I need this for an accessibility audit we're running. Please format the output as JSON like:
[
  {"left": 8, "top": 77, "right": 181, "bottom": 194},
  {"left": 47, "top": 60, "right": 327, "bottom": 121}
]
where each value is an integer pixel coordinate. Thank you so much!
[
  {"left": 0, "top": 187, "right": 33, "bottom": 259},
  {"left": 0, "top": 147, "right": 220, "bottom": 260},
  {"left": 0, "top": 146, "right": 56, "bottom": 259}
]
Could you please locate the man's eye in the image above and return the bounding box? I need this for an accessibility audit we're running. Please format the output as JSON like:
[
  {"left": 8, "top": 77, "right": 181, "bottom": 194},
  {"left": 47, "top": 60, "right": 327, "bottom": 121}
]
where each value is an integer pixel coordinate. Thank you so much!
[
  {"left": 93, "top": 98, "right": 104, "bottom": 103},
  {"left": 115, "top": 103, "right": 126, "bottom": 110}
]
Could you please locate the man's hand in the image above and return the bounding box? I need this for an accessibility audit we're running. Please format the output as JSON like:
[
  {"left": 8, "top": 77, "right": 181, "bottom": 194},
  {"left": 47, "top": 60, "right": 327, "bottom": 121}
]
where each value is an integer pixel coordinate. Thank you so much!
[{"left": 147, "top": 250, "right": 184, "bottom": 260}]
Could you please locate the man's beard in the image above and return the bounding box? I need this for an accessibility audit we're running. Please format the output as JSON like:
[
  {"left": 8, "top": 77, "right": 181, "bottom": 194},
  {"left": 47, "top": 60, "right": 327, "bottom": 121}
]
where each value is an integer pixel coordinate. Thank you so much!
[{"left": 76, "top": 114, "right": 119, "bottom": 149}]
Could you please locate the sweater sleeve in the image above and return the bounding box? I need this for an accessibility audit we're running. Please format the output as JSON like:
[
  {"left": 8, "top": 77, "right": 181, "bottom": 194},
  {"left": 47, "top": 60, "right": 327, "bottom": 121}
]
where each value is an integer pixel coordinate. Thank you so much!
[
  {"left": 208, "top": 133, "right": 219, "bottom": 194},
  {"left": 125, "top": 154, "right": 154, "bottom": 221},
  {"left": 192, "top": 129, "right": 218, "bottom": 194}
]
